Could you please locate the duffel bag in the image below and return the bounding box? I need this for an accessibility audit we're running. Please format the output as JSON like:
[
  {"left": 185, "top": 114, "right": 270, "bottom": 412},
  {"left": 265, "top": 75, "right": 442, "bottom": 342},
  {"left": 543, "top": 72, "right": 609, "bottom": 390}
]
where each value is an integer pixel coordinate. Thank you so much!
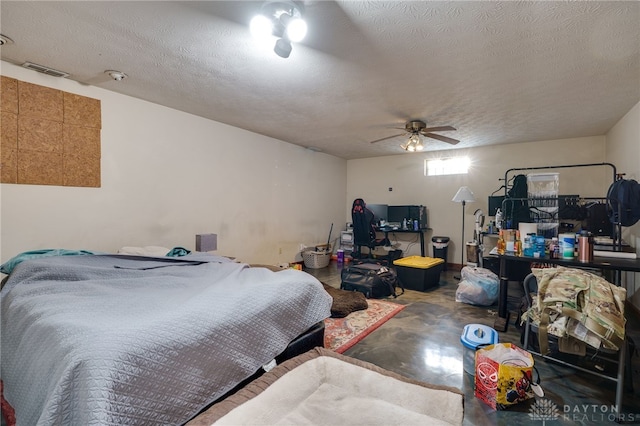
[{"left": 340, "top": 263, "right": 404, "bottom": 299}]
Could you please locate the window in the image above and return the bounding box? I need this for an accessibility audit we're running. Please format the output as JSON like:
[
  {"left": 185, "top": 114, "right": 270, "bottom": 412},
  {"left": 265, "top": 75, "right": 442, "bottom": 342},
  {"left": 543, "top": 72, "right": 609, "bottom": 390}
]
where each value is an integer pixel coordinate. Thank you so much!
[{"left": 425, "top": 156, "right": 470, "bottom": 176}]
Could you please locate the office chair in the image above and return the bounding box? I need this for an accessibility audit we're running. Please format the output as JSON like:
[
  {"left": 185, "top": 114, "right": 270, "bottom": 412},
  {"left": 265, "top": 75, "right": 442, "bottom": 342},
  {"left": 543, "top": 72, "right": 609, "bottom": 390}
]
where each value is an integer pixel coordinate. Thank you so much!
[{"left": 351, "top": 198, "right": 388, "bottom": 259}]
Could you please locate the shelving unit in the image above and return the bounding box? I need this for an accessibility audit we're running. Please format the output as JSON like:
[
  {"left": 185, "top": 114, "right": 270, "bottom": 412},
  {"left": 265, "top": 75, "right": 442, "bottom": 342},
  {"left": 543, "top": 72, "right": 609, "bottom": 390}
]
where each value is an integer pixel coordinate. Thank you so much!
[{"left": 493, "top": 162, "right": 636, "bottom": 417}]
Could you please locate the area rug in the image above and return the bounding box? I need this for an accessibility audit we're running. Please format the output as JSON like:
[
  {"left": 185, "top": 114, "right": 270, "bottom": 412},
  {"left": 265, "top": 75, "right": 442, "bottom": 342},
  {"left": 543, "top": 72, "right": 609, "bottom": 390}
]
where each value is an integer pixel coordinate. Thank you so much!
[{"left": 324, "top": 299, "right": 406, "bottom": 353}]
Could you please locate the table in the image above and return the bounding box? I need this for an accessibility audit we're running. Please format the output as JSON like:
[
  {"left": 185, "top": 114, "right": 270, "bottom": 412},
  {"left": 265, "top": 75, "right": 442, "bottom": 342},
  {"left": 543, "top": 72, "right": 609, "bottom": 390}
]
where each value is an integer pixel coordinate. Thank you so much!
[
  {"left": 376, "top": 227, "right": 430, "bottom": 257},
  {"left": 494, "top": 253, "right": 640, "bottom": 416},
  {"left": 493, "top": 253, "right": 640, "bottom": 329}
]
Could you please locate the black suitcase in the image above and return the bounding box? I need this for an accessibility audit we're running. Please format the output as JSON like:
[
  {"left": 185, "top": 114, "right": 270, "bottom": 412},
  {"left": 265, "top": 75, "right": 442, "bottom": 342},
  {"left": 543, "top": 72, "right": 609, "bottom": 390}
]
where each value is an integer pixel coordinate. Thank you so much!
[{"left": 340, "top": 263, "right": 404, "bottom": 299}]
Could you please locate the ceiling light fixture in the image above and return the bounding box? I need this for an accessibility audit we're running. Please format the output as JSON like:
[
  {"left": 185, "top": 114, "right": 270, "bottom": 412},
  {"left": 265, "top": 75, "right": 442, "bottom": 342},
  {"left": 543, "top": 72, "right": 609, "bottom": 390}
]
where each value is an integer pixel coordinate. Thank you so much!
[
  {"left": 401, "top": 133, "right": 424, "bottom": 152},
  {"left": 0, "top": 34, "right": 14, "bottom": 46},
  {"left": 250, "top": 1, "right": 307, "bottom": 58},
  {"left": 105, "top": 70, "right": 127, "bottom": 81}
]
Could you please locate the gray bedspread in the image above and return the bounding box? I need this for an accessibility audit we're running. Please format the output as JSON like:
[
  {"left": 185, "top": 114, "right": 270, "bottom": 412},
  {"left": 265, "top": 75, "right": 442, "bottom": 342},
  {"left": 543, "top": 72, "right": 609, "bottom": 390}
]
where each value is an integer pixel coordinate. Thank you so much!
[{"left": 0, "top": 254, "right": 332, "bottom": 425}]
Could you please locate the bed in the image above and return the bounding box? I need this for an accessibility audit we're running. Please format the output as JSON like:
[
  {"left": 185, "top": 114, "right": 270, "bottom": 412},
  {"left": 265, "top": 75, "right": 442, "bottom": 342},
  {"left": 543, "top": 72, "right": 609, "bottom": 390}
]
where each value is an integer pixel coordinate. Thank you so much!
[{"left": 0, "top": 252, "right": 332, "bottom": 425}]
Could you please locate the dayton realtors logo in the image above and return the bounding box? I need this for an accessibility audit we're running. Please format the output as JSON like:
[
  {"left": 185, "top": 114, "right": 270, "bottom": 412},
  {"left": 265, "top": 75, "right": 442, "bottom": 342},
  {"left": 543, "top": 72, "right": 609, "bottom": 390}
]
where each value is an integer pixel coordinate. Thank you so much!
[
  {"left": 529, "top": 399, "right": 559, "bottom": 424},
  {"left": 529, "top": 399, "right": 639, "bottom": 423}
]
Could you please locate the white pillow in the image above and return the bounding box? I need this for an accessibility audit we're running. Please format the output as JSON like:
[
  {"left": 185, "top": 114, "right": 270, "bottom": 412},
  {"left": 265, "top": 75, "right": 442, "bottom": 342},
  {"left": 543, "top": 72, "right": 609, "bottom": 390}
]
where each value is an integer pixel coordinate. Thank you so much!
[{"left": 117, "top": 246, "right": 171, "bottom": 257}]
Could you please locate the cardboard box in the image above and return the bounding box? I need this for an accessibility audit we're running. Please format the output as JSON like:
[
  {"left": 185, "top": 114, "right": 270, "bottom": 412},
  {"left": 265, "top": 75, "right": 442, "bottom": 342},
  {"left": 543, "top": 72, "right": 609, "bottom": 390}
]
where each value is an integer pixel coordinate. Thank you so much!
[{"left": 393, "top": 256, "right": 444, "bottom": 291}]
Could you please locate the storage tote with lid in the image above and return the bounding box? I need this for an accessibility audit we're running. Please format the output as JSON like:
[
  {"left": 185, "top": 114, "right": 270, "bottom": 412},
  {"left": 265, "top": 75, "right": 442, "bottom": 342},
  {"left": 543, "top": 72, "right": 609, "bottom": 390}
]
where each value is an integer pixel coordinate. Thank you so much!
[
  {"left": 461, "top": 324, "right": 498, "bottom": 375},
  {"left": 392, "top": 256, "right": 444, "bottom": 291}
]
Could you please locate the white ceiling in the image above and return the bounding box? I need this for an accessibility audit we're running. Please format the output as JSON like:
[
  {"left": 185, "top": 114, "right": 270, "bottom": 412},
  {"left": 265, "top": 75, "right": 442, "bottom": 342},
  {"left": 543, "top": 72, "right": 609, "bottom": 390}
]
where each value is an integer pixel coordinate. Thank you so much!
[{"left": 1, "top": 1, "right": 638, "bottom": 160}]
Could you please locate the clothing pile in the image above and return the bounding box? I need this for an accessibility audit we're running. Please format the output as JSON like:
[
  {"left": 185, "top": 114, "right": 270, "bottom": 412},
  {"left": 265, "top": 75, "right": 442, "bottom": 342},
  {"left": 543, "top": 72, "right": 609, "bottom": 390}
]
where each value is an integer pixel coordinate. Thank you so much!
[{"left": 522, "top": 266, "right": 626, "bottom": 354}]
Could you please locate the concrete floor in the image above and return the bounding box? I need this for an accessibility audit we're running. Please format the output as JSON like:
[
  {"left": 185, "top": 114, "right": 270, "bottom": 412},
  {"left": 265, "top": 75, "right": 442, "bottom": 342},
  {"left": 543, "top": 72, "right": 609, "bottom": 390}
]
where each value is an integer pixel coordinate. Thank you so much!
[{"left": 305, "top": 261, "right": 640, "bottom": 426}]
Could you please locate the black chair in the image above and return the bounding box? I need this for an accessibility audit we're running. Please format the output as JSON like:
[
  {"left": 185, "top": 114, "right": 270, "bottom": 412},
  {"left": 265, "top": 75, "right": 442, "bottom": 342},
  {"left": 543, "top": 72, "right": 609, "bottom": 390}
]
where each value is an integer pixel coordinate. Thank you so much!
[{"left": 351, "top": 198, "right": 388, "bottom": 259}]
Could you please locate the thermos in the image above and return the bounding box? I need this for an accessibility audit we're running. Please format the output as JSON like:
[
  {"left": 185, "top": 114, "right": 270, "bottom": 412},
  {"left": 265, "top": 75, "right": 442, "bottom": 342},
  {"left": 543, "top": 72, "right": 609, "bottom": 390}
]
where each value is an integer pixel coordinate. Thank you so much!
[{"left": 577, "top": 232, "right": 594, "bottom": 263}]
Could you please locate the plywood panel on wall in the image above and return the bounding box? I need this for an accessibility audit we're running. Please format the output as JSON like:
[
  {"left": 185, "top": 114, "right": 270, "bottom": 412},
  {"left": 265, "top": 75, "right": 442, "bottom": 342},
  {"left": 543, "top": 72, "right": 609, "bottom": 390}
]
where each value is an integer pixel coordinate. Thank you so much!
[
  {"left": 63, "top": 125, "right": 100, "bottom": 187},
  {"left": 0, "top": 110, "right": 18, "bottom": 183},
  {"left": 1, "top": 76, "right": 18, "bottom": 113},
  {"left": 0, "top": 75, "right": 101, "bottom": 187},
  {"left": 18, "top": 80, "right": 63, "bottom": 121}
]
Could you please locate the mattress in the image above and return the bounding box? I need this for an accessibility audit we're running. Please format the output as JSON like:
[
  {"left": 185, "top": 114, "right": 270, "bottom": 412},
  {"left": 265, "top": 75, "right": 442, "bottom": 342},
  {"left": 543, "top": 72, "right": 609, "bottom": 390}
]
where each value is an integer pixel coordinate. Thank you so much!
[{"left": 1, "top": 253, "right": 332, "bottom": 425}]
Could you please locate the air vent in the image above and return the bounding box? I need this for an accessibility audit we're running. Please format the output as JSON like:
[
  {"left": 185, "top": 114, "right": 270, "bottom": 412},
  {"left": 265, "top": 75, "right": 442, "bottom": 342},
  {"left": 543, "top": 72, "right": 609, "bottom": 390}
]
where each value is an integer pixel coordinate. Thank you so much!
[{"left": 22, "top": 62, "right": 70, "bottom": 78}]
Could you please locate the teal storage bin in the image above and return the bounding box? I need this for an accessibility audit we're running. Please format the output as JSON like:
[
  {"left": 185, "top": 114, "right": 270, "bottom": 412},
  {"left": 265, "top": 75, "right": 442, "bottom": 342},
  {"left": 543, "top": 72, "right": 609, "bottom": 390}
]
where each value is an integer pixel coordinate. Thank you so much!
[{"left": 461, "top": 324, "right": 498, "bottom": 375}]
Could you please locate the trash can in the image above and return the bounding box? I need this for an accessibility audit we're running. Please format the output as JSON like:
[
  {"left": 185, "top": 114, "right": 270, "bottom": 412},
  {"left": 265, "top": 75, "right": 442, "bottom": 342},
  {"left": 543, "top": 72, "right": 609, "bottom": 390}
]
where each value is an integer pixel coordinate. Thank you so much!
[{"left": 432, "top": 236, "right": 450, "bottom": 271}]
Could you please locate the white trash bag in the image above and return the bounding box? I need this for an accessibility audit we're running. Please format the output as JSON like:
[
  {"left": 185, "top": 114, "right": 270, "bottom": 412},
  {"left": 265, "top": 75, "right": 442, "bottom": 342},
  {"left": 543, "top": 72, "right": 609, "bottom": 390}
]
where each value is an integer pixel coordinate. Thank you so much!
[{"left": 456, "top": 266, "right": 499, "bottom": 306}]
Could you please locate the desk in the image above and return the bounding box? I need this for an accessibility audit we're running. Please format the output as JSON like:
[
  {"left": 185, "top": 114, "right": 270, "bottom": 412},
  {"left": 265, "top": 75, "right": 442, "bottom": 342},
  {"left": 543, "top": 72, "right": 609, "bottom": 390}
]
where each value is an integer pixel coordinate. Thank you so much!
[
  {"left": 376, "top": 227, "right": 430, "bottom": 257},
  {"left": 496, "top": 253, "right": 640, "bottom": 416},
  {"left": 492, "top": 253, "right": 640, "bottom": 329}
]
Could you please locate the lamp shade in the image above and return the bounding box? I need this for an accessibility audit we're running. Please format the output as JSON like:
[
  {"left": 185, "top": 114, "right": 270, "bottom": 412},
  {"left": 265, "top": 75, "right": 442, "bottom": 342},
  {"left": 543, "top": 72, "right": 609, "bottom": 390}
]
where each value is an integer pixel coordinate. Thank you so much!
[{"left": 452, "top": 186, "right": 475, "bottom": 203}]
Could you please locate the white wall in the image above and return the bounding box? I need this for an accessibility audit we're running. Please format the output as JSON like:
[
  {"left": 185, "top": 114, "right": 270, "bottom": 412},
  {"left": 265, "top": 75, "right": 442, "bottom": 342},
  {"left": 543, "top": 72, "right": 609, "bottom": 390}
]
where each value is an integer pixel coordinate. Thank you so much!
[
  {"left": 0, "top": 61, "right": 347, "bottom": 266},
  {"left": 605, "top": 101, "right": 640, "bottom": 310},
  {"left": 347, "top": 136, "right": 609, "bottom": 263}
]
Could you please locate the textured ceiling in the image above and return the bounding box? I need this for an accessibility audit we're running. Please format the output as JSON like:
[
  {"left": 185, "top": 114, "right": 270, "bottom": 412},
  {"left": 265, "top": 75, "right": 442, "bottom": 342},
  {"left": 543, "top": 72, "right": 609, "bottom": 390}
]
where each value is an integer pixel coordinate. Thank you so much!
[{"left": 1, "top": 1, "right": 638, "bottom": 160}]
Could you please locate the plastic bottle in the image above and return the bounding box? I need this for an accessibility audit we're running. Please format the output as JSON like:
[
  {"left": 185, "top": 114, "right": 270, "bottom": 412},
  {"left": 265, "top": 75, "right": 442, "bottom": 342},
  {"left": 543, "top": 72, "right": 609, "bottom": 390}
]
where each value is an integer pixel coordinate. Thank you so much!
[
  {"left": 515, "top": 230, "right": 523, "bottom": 256},
  {"left": 536, "top": 236, "right": 546, "bottom": 258},
  {"left": 523, "top": 233, "right": 533, "bottom": 257},
  {"left": 497, "top": 229, "right": 506, "bottom": 255},
  {"left": 550, "top": 237, "right": 559, "bottom": 259},
  {"left": 495, "top": 209, "right": 503, "bottom": 230}
]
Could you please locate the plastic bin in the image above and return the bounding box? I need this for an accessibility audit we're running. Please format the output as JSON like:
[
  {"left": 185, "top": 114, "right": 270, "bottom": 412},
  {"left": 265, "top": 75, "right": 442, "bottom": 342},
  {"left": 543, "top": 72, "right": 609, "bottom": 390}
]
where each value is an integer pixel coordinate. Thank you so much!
[
  {"left": 431, "top": 236, "right": 450, "bottom": 271},
  {"left": 460, "top": 324, "right": 498, "bottom": 375},
  {"left": 527, "top": 173, "right": 559, "bottom": 238},
  {"left": 392, "top": 256, "right": 444, "bottom": 291}
]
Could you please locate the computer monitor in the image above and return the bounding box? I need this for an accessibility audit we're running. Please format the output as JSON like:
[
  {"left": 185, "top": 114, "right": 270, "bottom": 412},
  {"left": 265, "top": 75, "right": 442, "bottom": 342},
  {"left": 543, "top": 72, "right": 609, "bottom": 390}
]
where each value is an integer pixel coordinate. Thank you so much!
[
  {"left": 387, "top": 206, "right": 405, "bottom": 224},
  {"left": 366, "top": 204, "right": 388, "bottom": 224},
  {"left": 488, "top": 196, "right": 505, "bottom": 216},
  {"left": 387, "top": 205, "right": 428, "bottom": 228}
]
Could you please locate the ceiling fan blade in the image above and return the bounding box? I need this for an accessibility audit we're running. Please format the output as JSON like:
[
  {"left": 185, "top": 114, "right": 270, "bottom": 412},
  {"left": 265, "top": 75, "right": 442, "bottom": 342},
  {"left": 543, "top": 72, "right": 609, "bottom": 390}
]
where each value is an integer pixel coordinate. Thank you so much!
[
  {"left": 370, "top": 133, "right": 405, "bottom": 144},
  {"left": 423, "top": 133, "right": 460, "bottom": 145},
  {"left": 420, "top": 126, "right": 456, "bottom": 133}
]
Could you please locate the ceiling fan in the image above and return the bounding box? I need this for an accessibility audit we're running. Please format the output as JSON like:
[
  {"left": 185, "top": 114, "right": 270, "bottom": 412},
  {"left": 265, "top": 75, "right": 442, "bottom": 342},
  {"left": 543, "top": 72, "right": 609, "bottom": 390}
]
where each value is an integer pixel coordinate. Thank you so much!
[{"left": 370, "top": 120, "right": 459, "bottom": 151}]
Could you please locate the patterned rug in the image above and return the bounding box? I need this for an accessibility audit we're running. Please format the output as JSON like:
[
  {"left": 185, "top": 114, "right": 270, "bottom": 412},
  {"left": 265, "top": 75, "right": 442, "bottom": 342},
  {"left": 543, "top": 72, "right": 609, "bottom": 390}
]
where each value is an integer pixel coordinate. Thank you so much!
[{"left": 324, "top": 299, "right": 406, "bottom": 354}]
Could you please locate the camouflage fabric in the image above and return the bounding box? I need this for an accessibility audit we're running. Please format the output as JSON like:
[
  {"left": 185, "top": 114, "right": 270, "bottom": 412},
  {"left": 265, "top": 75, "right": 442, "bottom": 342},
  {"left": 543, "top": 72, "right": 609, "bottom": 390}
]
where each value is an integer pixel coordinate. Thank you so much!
[{"left": 523, "top": 266, "right": 626, "bottom": 351}]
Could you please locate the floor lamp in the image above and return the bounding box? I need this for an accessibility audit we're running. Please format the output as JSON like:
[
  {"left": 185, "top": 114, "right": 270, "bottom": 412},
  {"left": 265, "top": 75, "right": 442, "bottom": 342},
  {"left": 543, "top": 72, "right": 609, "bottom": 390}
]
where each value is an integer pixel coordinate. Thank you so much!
[{"left": 452, "top": 186, "right": 475, "bottom": 279}]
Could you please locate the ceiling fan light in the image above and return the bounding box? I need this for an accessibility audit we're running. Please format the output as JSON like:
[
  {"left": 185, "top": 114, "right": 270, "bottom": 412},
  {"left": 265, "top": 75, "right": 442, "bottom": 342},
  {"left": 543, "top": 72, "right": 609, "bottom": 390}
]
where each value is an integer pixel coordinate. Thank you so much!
[
  {"left": 415, "top": 143, "right": 424, "bottom": 151},
  {"left": 285, "top": 16, "right": 307, "bottom": 42},
  {"left": 250, "top": 15, "right": 273, "bottom": 39}
]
